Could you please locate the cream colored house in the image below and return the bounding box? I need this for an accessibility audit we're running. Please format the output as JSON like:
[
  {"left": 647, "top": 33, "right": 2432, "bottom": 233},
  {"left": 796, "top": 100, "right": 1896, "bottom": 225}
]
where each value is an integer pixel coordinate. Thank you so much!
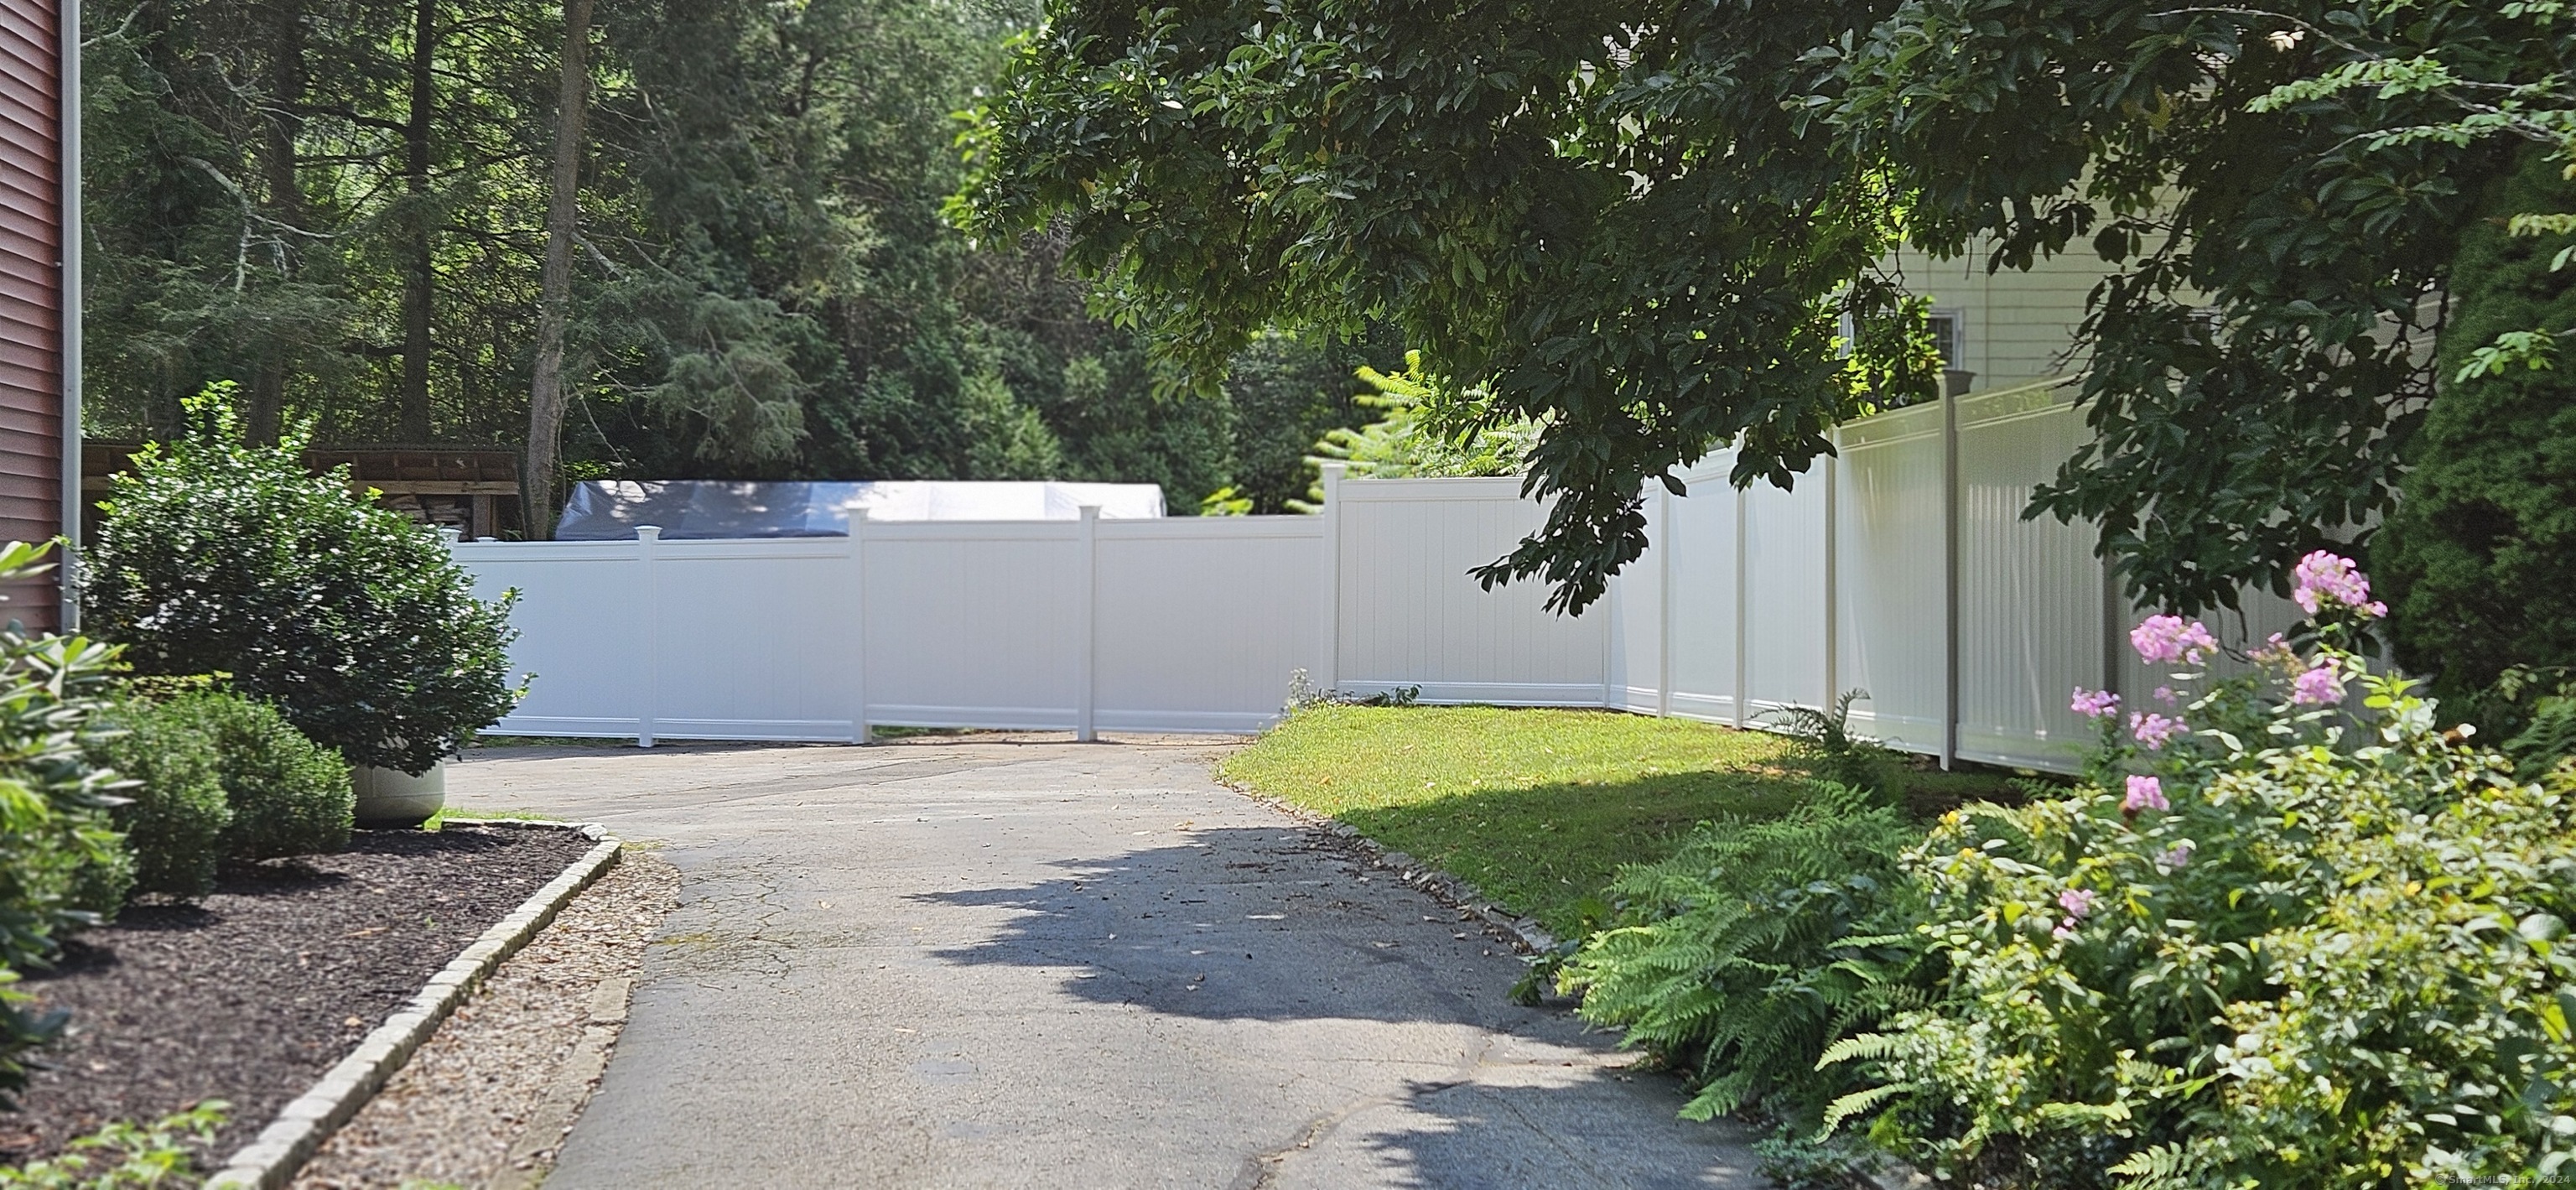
[{"left": 1888, "top": 244, "right": 2110, "bottom": 394}]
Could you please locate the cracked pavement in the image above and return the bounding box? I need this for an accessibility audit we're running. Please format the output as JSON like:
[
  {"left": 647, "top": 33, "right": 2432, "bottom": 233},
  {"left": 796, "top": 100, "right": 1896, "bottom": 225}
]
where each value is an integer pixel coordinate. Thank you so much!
[{"left": 449, "top": 736, "right": 1770, "bottom": 1188}]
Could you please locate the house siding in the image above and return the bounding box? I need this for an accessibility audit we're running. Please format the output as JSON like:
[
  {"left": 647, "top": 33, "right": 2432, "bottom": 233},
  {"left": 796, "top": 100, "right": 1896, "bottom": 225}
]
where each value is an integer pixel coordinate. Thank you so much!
[
  {"left": 1889, "top": 244, "right": 2114, "bottom": 394},
  {"left": 0, "top": 0, "right": 60, "bottom": 629}
]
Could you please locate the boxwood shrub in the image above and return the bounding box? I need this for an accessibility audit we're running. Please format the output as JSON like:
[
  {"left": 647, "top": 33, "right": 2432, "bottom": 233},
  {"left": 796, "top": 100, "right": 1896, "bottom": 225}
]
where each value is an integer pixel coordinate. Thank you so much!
[
  {"left": 81, "top": 383, "right": 522, "bottom": 776},
  {"left": 179, "top": 691, "right": 352, "bottom": 860},
  {"left": 81, "top": 699, "right": 229, "bottom": 902}
]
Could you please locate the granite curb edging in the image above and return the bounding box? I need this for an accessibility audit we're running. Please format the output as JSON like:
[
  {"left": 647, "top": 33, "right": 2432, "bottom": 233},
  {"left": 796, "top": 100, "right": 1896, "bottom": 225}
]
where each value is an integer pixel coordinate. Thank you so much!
[{"left": 205, "top": 820, "right": 623, "bottom": 1190}]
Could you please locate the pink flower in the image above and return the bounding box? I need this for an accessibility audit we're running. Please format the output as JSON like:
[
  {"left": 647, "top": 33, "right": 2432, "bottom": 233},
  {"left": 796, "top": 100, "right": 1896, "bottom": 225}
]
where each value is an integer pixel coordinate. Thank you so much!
[
  {"left": 2122, "top": 774, "right": 2168, "bottom": 814},
  {"left": 2153, "top": 686, "right": 2176, "bottom": 705},
  {"left": 2159, "top": 841, "right": 2195, "bottom": 870},
  {"left": 2290, "top": 551, "right": 2386, "bottom": 619},
  {"left": 2129, "top": 712, "right": 2186, "bottom": 750},
  {"left": 2052, "top": 921, "right": 2078, "bottom": 940},
  {"left": 2071, "top": 688, "right": 2122, "bottom": 719},
  {"left": 2057, "top": 888, "right": 2096, "bottom": 919},
  {"left": 2290, "top": 663, "right": 2345, "bottom": 707},
  {"left": 2132, "top": 615, "right": 2220, "bottom": 665}
]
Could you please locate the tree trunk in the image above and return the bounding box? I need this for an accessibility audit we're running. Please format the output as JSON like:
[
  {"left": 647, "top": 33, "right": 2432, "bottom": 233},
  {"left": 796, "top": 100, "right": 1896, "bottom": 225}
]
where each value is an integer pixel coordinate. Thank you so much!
[
  {"left": 524, "top": 0, "right": 594, "bottom": 539},
  {"left": 248, "top": 0, "right": 307, "bottom": 444},
  {"left": 398, "top": 0, "right": 435, "bottom": 441}
]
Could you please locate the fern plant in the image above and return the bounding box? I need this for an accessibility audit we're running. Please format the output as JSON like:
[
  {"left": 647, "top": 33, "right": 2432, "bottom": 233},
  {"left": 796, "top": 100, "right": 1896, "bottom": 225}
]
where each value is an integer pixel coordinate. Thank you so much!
[
  {"left": 1765, "top": 689, "right": 1903, "bottom": 803},
  {"left": 1555, "top": 783, "right": 1931, "bottom": 1128}
]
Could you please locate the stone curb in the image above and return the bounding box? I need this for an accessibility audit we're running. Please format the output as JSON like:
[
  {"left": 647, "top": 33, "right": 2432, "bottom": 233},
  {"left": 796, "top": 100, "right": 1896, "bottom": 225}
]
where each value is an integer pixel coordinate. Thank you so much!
[{"left": 204, "top": 821, "right": 623, "bottom": 1190}]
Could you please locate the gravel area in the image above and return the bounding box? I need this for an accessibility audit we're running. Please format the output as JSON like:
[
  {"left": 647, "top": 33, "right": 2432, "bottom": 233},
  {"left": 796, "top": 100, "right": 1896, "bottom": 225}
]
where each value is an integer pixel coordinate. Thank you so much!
[
  {"left": 292, "top": 849, "right": 679, "bottom": 1189},
  {"left": 0, "top": 824, "right": 600, "bottom": 1166}
]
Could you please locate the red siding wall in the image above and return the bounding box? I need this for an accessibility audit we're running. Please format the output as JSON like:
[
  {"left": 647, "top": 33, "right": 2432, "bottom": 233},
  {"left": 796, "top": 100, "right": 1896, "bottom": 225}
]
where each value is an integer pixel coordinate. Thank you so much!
[{"left": 0, "top": 0, "right": 60, "bottom": 629}]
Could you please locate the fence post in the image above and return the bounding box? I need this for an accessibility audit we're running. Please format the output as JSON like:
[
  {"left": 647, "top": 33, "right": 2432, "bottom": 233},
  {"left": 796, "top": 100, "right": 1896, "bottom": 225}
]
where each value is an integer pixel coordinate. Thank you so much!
[
  {"left": 2101, "top": 554, "right": 2125, "bottom": 701},
  {"left": 635, "top": 524, "right": 661, "bottom": 749},
  {"left": 1732, "top": 481, "right": 1749, "bottom": 728},
  {"left": 1077, "top": 505, "right": 1099, "bottom": 742},
  {"left": 1656, "top": 484, "right": 1674, "bottom": 719},
  {"left": 1940, "top": 392, "right": 1961, "bottom": 771},
  {"left": 1317, "top": 463, "right": 1345, "bottom": 695},
  {"left": 1823, "top": 450, "right": 1840, "bottom": 709},
  {"left": 851, "top": 509, "right": 870, "bottom": 745}
]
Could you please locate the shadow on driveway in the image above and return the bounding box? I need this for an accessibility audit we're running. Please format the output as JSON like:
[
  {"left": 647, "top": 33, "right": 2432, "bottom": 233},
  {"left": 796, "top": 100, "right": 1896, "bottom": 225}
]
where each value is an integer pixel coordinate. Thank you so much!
[{"left": 913, "top": 825, "right": 1765, "bottom": 1187}]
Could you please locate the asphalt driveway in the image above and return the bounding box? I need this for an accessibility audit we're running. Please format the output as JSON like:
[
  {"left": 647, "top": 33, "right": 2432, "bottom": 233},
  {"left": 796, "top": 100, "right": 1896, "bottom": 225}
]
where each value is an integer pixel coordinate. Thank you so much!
[{"left": 449, "top": 735, "right": 1769, "bottom": 1189}]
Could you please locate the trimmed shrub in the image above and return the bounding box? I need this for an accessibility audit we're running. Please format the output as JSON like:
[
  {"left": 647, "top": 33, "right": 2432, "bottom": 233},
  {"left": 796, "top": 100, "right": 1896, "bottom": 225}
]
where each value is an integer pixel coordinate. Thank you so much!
[
  {"left": 81, "top": 384, "right": 522, "bottom": 776},
  {"left": 81, "top": 700, "right": 229, "bottom": 901},
  {"left": 1556, "top": 783, "right": 1929, "bottom": 1129},
  {"left": 2378, "top": 145, "right": 2576, "bottom": 722},
  {"left": 176, "top": 692, "right": 351, "bottom": 860}
]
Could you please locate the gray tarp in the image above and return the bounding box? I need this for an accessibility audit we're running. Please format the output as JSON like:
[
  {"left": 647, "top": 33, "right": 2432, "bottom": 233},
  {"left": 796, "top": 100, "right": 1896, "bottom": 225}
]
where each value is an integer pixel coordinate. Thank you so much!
[{"left": 553, "top": 480, "right": 1166, "bottom": 540}]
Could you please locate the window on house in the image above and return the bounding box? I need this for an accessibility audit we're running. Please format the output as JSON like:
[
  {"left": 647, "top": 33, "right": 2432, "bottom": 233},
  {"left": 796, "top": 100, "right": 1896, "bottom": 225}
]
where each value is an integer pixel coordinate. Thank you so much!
[{"left": 1927, "top": 311, "right": 1964, "bottom": 370}]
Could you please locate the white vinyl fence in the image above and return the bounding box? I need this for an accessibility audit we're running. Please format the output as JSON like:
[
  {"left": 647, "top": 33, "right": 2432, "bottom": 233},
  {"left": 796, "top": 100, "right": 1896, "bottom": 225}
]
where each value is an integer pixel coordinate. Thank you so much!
[{"left": 456, "top": 379, "right": 2298, "bottom": 773}]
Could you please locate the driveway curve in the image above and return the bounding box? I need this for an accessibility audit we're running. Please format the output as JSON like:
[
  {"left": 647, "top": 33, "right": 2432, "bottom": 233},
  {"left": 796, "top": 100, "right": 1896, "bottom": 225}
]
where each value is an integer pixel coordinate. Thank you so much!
[{"left": 449, "top": 736, "right": 1770, "bottom": 1189}]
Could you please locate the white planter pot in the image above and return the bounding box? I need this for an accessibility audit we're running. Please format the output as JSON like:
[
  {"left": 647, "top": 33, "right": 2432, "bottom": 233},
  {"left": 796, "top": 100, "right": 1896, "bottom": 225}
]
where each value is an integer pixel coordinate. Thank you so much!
[{"left": 352, "top": 760, "right": 448, "bottom": 829}]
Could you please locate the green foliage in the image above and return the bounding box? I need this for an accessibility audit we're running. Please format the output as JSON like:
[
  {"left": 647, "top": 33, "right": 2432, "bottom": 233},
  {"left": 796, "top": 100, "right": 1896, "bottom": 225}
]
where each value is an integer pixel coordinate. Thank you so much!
[
  {"left": 183, "top": 692, "right": 353, "bottom": 861},
  {"left": 1751, "top": 1125, "right": 1880, "bottom": 1190},
  {"left": 82, "top": 387, "right": 522, "bottom": 775},
  {"left": 1194, "top": 486, "right": 1253, "bottom": 517},
  {"left": 0, "top": 1101, "right": 227, "bottom": 1189},
  {"left": 1294, "top": 352, "right": 1538, "bottom": 503},
  {"left": 0, "top": 543, "right": 134, "bottom": 1108},
  {"left": 1764, "top": 690, "right": 1903, "bottom": 805},
  {"left": 2379, "top": 147, "right": 2576, "bottom": 716},
  {"left": 963, "top": 0, "right": 1935, "bottom": 612},
  {"left": 0, "top": 543, "right": 134, "bottom": 964},
  {"left": 1556, "top": 785, "right": 1929, "bottom": 1128},
  {"left": 81, "top": 700, "right": 229, "bottom": 903},
  {"left": 1218, "top": 329, "right": 1398, "bottom": 512},
  {"left": 966, "top": 0, "right": 2567, "bottom": 616},
  {"left": 1826, "top": 609, "right": 2576, "bottom": 1186},
  {"left": 79, "top": 0, "right": 1333, "bottom": 519},
  {"left": 2507, "top": 696, "right": 2576, "bottom": 778}
]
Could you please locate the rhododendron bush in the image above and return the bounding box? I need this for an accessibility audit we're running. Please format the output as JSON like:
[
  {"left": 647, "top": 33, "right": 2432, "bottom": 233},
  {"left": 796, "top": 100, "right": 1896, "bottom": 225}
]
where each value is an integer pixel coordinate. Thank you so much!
[{"left": 1823, "top": 555, "right": 2576, "bottom": 1187}]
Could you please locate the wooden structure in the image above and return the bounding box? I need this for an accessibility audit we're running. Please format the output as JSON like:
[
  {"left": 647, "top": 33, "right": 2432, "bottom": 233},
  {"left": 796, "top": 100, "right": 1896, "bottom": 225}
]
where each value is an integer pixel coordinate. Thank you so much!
[
  {"left": 0, "top": 0, "right": 74, "bottom": 628},
  {"left": 84, "top": 444, "right": 527, "bottom": 541}
]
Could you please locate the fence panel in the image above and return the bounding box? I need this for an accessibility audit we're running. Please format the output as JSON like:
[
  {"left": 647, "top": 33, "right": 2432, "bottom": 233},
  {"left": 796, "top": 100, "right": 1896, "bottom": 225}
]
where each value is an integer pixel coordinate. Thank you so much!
[
  {"left": 1609, "top": 491, "right": 1669, "bottom": 715},
  {"left": 454, "top": 538, "right": 652, "bottom": 739},
  {"left": 647, "top": 538, "right": 865, "bottom": 741},
  {"left": 1332, "top": 476, "right": 1608, "bottom": 704},
  {"left": 1093, "top": 517, "right": 1322, "bottom": 733},
  {"left": 1660, "top": 460, "right": 1743, "bottom": 724},
  {"left": 1832, "top": 403, "right": 1950, "bottom": 755},
  {"left": 860, "top": 521, "right": 1088, "bottom": 731},
  {"left": 1744, "top": 474, "right": 1833, "bottom": 717},
  {"left": 1955, "top": 387, "right": 2106, "bottom": 770}
]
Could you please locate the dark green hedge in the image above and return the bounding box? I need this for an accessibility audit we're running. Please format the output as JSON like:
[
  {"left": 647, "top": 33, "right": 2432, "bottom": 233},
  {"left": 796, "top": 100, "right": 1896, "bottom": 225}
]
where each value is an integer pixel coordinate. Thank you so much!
[{"left": 2379, "top": 148, "right": 2576, "bottom": 721}]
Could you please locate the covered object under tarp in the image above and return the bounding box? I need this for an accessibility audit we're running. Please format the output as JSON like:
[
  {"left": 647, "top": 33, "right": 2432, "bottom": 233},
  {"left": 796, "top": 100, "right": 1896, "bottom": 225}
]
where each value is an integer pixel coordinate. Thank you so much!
[{"left": 552, "top": 480, "right": 1166, "bottom": 540}]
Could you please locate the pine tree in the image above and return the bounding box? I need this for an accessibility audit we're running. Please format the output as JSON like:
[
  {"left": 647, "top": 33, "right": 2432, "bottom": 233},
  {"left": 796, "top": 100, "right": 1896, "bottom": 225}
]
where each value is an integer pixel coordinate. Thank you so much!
[{"left": 2378, "top": 147, "right": 2576, "bottom": 716}]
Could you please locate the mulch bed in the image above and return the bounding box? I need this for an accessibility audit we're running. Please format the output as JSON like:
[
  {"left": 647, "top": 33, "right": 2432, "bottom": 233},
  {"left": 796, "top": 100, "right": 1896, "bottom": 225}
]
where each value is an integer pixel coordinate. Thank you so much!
[{"left": 0, "top": 823, "right": 599, "bottom": 1166}]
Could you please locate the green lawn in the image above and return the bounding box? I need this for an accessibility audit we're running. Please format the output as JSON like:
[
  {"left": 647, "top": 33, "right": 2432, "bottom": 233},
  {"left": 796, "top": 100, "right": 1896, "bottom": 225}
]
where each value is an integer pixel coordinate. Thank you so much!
[{"left": 1218, "top": 704, "right": 2025, "bottom": 936}]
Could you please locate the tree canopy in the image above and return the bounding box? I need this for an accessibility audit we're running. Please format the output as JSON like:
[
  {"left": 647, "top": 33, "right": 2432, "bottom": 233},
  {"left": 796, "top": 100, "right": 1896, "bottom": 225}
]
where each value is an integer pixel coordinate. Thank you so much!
[
  {"left": 964, "top": 0, "right": 2574, "bottom": 614},
  {"left": 81, "top": 0, "right": 1394, "bottom": 527}
]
